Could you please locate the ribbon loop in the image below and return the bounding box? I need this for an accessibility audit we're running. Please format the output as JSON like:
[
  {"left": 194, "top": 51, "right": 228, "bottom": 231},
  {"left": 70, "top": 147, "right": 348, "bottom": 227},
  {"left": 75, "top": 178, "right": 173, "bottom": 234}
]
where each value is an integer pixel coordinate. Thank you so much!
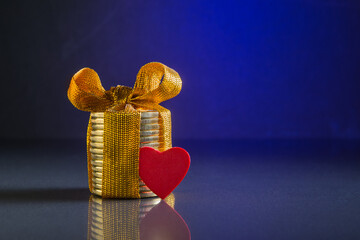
[
  {"left": 68, "top": 62, "right": 182, "bottom": 113},
  {"left": 68, "top": 68, "right": 113, "bottom": 112},
  {"left": 132, "top": 62, "right": 182, "bottom": 104}
]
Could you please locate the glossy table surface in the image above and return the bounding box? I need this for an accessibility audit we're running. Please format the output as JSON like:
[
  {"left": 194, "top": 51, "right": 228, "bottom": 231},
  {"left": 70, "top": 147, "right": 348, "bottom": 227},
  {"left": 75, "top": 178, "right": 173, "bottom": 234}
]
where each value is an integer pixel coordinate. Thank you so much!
[{"left": 0, "top": 139, "right": 359, "bottom": 239}]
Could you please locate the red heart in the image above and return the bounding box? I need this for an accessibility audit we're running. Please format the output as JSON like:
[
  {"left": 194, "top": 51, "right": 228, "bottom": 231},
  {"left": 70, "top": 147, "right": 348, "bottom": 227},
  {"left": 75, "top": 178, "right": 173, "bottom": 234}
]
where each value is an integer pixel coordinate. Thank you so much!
[
  {"left": 140, "top": 201, "right": 191, "bottom": 240},
  {"left": 139, "top": 147, "right": 190, "bottom": 199}
]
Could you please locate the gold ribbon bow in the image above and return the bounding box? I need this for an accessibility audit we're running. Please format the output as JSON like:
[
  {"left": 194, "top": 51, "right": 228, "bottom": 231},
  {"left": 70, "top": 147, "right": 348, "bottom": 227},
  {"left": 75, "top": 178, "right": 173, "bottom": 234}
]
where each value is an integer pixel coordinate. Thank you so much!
[{"left": 68, "top": 62, "right": 182, "bottom": 198}]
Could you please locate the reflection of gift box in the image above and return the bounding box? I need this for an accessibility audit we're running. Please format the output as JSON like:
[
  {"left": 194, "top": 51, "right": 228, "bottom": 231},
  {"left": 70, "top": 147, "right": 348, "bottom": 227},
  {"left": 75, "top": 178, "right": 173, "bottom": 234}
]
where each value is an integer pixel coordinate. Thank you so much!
[
  {"left": 68, "top": 63, "right": 182, "bottom": 198},
  {"left": 88, "top": 194, "right": 175, "bottom": 240}
]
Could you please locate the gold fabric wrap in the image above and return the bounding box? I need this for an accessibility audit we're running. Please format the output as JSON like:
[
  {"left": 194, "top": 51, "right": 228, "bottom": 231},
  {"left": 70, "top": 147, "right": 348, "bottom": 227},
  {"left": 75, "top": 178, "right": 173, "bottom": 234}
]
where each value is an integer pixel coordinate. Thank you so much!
[{"left": 68, "top": 62, "right": 182, "bottom": 198}]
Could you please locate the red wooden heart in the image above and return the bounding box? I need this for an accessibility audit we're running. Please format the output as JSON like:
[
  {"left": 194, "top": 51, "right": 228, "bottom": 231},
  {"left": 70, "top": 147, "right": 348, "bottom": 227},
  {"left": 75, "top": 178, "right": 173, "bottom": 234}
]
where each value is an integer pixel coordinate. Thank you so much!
[{"left": 139, "top": 147, "right": 190, "bottom": 199}]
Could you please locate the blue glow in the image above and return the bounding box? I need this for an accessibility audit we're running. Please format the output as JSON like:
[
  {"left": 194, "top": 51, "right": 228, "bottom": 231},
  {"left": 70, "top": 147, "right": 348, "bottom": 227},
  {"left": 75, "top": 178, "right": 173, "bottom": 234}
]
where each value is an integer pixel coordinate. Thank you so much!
[
  {"left": 64, "top": 1, "right": 360, "bottom": 139},
  {"left": 2, "top": 0, "right": 360, "bottom": 139}
]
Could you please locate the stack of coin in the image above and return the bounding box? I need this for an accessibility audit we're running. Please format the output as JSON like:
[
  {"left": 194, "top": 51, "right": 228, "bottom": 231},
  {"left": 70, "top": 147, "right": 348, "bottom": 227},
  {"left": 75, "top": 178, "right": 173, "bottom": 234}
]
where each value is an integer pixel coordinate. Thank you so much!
[{"left": 90, "top": 110, "right": 162, "bottom": 198}]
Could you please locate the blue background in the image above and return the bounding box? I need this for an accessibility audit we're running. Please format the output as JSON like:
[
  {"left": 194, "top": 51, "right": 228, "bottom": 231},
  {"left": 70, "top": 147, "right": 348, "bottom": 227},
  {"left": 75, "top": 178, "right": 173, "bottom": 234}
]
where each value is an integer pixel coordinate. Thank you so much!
[
  {"left": 1, "top": 2, "right": 360, "bottom": 239},
  {"left": 1, "top": 0, "right": 359, "bottom": 140}
]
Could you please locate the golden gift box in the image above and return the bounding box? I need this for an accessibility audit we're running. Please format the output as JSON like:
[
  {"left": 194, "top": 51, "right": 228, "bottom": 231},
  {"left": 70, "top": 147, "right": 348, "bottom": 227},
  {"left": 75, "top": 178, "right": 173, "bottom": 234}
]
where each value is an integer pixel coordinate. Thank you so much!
[{"left": 68, "top": 62, "right": 182, "bottom": 198}]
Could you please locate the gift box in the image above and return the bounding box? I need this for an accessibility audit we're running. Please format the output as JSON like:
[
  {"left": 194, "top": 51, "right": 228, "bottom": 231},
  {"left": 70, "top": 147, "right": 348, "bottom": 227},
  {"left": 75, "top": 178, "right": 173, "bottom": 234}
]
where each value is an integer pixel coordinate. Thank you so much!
[{"left": 68, "top": 62, "right": 182, "bottom": 198}]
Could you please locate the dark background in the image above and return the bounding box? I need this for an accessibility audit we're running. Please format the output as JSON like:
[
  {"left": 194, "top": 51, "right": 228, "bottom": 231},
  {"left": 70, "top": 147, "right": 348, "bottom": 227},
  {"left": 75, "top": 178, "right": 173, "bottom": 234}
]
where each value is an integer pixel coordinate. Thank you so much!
[
  {"left": 1, "top": 1, "right": 360, "bottom": 239},
  {"left": 1, "top": 0, "right": 359, "bottom": 140}
]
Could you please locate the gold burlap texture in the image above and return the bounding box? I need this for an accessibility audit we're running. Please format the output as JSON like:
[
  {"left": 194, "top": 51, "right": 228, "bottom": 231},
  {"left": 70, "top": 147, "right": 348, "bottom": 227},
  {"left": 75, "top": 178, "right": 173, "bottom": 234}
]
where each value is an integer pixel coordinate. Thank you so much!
[{"left": 68, "top": 62, "right": 182, "bottom": 198}]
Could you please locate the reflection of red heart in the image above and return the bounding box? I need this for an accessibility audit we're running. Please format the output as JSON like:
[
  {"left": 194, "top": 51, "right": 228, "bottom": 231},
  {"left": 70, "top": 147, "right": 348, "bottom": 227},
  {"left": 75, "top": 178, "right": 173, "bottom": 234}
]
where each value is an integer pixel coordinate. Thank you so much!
[
  {"left": 140, "top": 201, "right": 191, "bottom": 240},
  {"left": 139, "top": 147, "right": 190, "bottom": 199}
]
